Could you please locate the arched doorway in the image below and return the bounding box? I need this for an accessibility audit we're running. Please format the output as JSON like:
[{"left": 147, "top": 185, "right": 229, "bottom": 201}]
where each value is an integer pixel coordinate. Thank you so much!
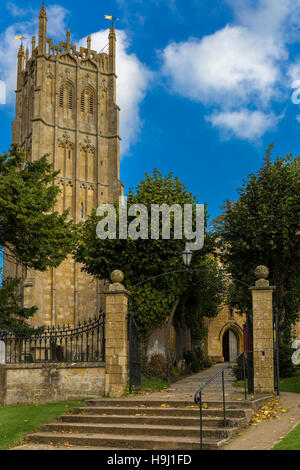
[{"left": 222, "top": 328, "right": 238, "bottom": 362}]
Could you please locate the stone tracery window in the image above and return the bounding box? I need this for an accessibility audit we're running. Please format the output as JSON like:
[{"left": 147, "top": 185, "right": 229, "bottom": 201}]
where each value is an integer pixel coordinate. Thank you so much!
[
  {"left": 59, "top": 81, "right": 74, "bottom": 110},
  {"left": 80, "top": 86, "right": 95, "bottom": 117},
  {"left": 46, "top": 75, "right": 54, "bottom": 105}
]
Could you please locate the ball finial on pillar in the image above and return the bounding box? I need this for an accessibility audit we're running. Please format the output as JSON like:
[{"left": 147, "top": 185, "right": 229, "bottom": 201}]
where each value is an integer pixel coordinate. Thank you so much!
[
  {"left": 254, "top": 265, "right": 270, "bottom": 287},
  {"left": 254, "top": 265, "right": 269, "bottom": 280},
  {"left": 110, "top": 270, "right": 124, "bottom": 284}
]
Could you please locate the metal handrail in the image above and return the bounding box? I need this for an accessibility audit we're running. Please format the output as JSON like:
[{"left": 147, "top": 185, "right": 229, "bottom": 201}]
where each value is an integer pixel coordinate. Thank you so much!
[{"left": 194, "top": 350, "right": 251, "bottom": 450}]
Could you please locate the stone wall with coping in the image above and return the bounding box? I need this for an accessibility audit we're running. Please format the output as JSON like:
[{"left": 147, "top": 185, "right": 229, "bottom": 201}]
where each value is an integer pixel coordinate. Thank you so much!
[{"left": 0, "top": 362, "right": 105, "bottom": 406}]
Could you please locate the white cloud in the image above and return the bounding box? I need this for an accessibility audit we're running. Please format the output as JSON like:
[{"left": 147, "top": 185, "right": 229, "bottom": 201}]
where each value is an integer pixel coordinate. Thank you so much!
[
  {"left": 288, "top": 61, "right": 300, "bottom": 84},
  {"left": 160, "top": 0, "right": 300, "bottom": 141},
  {"left": 206, "top": 110, "right": 278, "bottom": 141},
  {"left": 161, "top": 25, "right": 283, "bottom": 108},
  {"left": 47, "top": 5, "right": 70, "bottom": 39},
  {"left": 79, "top": 30, "right": 153, "bottom": 157}
]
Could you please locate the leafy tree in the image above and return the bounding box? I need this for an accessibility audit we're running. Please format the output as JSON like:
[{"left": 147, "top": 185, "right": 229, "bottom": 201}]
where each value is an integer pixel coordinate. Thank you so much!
[
  {"left": 0, "top": 144, "right": 75, "bottom": 271},
  {"left": 0, "top": 275, "right": 37, "bottom": 330},
  {"left": 214, "top": 145, "right": 300, "bottom": 344},
  {"left": 0, "top": 145, "right": 76, "bottom": 329},
  {"left": 174, "top": 254, "right": 226, "bottom": 359},
  {"left": 75, "top": 169, "right": 225, "bottom": 336}
]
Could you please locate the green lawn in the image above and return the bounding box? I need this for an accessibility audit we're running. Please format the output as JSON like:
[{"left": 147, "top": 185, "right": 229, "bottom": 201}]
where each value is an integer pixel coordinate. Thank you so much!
[
  {"left": 126, "top": 377, "right": 171, "bottom": 394},
  {"left": 234, "top": 370, "right": 300, "bottom": 394},
  {"left": 278, "top": 372, "right": 300, "bottom": 394},
  {"left": 272, "top": 423, "right": 300, "bottom": 450},
  {"left": 0, "top": 400, "right": 84, "bottom": 450}
]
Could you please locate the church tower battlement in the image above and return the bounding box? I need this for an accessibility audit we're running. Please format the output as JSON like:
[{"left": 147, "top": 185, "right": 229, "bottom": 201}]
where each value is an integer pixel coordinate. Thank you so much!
[{"left": 6, "top": 4, "right": 123, "bottom": 327}]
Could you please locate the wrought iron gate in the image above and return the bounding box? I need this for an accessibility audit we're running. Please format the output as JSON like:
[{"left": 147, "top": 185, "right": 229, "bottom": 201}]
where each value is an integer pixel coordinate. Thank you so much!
[
  {"left": 128, "top": 312, "right": 141, "bottom": 393},
  {"left": 243, "top": 314, "right": 254, "bottom": 392},
  {"left": 273, "top": 306, "right": 280, "bottom": 394}
]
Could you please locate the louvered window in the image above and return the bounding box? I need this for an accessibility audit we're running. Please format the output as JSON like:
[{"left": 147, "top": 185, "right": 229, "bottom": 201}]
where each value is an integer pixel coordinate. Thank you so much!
[
  {"left": 81, "top": 87, "right": 94, "bottom": 116},
  {"left": 59, "top": 82, "right": 74, "bottom": 110}
]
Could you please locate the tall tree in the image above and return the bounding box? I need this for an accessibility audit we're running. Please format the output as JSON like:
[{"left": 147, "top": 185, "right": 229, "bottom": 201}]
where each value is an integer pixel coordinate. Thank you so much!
[
  {"left": 0, "top": 145, "right": 76, "bottom": 329},
  {"left": 0, "top": 144, "right": 75, "bottom": 271},
  {"left": 75, "top": 169, "right": 225, "bottom": 336},
  {"left": 215, "top": 145, "right": 300, "bottom": 342},
  {"left": 0, "top": 274, "right": 37, "bottom": 330}
]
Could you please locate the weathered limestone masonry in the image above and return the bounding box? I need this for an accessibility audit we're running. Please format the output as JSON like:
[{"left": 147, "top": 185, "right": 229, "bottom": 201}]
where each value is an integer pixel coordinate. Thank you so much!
[
  {"left": 0, "top": 270, "right": 130, "bottom": 405},
  {"left": 250, "top": 265, "right": 275, "bottom": 395},
  {"left": 204, "top": 305, "right": 245, "bottom": 363},
  {"left": 104, "top": 270, "right": 129, "bottom": 398},
  {"left": 3, "top": 4, "right": 123, "bottom": 327},
  {"left": 0, "top": 363, "right": 105, "bottom": 406}
]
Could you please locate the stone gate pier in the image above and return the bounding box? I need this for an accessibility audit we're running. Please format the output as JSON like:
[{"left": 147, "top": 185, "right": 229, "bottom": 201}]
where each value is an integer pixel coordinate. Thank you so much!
[{"left": 250, "top": 265, "right": 275, "bottom": 395}]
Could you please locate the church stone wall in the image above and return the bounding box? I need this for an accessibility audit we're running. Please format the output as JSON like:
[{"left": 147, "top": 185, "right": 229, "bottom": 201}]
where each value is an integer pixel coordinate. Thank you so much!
[{"left": 204, "top": 305, "right": 245, "bottom": 362}]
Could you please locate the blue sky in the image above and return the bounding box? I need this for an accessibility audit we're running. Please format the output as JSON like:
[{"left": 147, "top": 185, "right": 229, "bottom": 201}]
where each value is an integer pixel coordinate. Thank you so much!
[{"left": 1, "top": 0, "right": 300, "bottom": 221}]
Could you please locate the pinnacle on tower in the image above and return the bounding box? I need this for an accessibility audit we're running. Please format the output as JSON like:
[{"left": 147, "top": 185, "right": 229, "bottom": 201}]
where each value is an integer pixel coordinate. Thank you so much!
[
  {"left": 38, "top": 2, "right": 47, "bottom": 53},
  {"left": 17, "top": 42, "right": 24, "bottom": 57},
  {"left": 109, "top": 23, "right": 116, "bottom": 37},
  {"left": 39, "top": 3, "right": 47, "bottom": 18},
  {"left": 17, "top": 43, "right": 25, "bottom": 87},
  {"left": 108, "top": 24, "right": 116, "bottom": 74},
  {"left": 87, "top": 34, "right": 91, "bottom": 50}
]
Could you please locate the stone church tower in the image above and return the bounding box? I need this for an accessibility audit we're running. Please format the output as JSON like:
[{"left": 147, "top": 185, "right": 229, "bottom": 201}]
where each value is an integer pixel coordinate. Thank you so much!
[{"left": 4, "top": 4, "right": 123, "bottom": 327}]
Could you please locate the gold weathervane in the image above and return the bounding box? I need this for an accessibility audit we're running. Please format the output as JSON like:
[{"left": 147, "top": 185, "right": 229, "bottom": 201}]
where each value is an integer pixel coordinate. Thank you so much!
[
  {"left": 14, "top": 35, "right": 29, "bottom": 42},
  {"left": 104, "top": 15, "right": 119, "bottom": 24}
]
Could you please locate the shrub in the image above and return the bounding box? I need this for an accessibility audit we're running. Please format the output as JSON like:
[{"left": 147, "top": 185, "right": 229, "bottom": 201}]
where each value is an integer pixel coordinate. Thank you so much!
[
  {"left": 232, "top": 355, "right": 246, "bottom": 381},
  {"left": 183, "top": 348, "right": 211, "bottom": 373},
  {"left": 143, "top": 353, "right": 173, "bottom": 381}
]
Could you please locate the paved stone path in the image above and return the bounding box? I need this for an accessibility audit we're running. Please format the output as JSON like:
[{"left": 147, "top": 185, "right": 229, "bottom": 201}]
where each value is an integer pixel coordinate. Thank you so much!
[
  {"left": 162, "top": 363, "right": 244, "bottom": 400},
  {"left": 127, "top": 363, "right": 246, "bottom": 402}
]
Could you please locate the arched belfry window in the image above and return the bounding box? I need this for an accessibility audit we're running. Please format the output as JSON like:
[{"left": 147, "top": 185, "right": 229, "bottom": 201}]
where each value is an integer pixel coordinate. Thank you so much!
[
  {"left": 46, "top": 75, "right": 54, "bottom": 104},
  {"left": 59, "top": 82, "right": 74, "bottom": 110},
  {"left": 80, "top": 202, "right": 84, "bottom": 218},
  {"left": 80, "top": 86, "right": 95, "bottom": 116}
]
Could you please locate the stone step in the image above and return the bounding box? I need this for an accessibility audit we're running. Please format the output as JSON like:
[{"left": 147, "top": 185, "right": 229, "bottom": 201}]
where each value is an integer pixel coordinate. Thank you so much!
[
  {"left": 43, "top": 421, "right": 237, "bottom": 439},
  {"left": 13, "top": 444, "right": 126, "bottom": 450},
  {"left": 59, "top": 413, "right": 246, "bottom": 428},
  {"left": 27, "top": 431, "right": 224, "bottom": 450},
  {"left": 72, "top": 406, "right": 248, "bottom": 418},
  {"left": 85, "top": 399, "right": 254, "bottom": 409}
]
